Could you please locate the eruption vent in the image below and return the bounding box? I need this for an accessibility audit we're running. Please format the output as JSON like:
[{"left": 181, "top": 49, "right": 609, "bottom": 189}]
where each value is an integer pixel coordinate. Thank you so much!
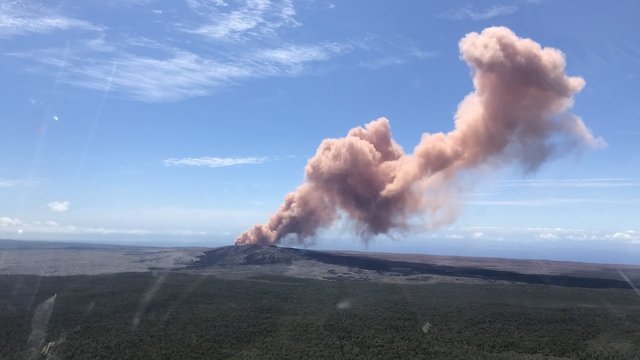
[{"left": 236, "top": 26, "right": 603, "bottom": 246}]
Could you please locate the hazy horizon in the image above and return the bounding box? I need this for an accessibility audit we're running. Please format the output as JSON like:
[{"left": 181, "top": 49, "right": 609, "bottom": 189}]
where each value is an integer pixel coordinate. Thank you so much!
[{"left": 3, "top": 235, "right": 639, "bottom": 266}]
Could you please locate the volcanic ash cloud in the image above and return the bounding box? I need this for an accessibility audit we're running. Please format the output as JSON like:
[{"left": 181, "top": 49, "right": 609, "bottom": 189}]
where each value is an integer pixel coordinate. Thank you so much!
[{"left": 235, "top": 26, "right": 604, "bottom": 246}]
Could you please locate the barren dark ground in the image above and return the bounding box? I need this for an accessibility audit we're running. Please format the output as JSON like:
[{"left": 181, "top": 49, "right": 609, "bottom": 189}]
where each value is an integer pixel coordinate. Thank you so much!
[{"left": 2, "top": 240, "right": 638, "bottom": 288}]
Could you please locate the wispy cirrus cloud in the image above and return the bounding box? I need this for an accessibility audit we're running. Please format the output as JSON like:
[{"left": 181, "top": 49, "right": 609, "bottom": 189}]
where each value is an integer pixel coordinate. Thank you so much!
[
  {"left": 358, "top": 49, "right": 438, "bottom": 70},
  {"left": 4, "top": 1, "right": 437, "bottom": 102},
  {"left": 469, "top": 197, "right": 640, "bottom": 207},
  {"left": 66, "top": 50, "right": 251, "bottom": 102},
  {"left": 355, "top": 33, "right": 440, "bottom": 70},
  {"left": 358, "top": 56, "right": 405, "bottom": 70},
  {"left": 258, "top": 43, "right": 343, "bottom": 67},
  {"left": 162, "top": 156, "right": 269, "bottom": 168},
  {"left": 2, "top": 0, "right": 340, "bottom": 102},
  {"left": 0, "top": 178, "right": 39, "bottom": 188},
  {"left": 0, "top": 0, "right": 100, "bottom": 37},
  {"left": 440, "top": 4, "right": 518, "bottom": 21},
  {"left": 185, "top": 0, "right": 299, "bottom": 41},
  {"left": 11, "top": 35, "right": 349, "bottom": 102},
  {"left": 497, "top": 178, "right": 640, "bottom": 188},
  {"left": 466, "top": 178, "right": 640, "bottom": 207}
]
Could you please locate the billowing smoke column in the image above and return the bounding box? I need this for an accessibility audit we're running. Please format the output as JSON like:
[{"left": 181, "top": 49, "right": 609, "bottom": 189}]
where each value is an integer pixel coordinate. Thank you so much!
[{"left": 235, "top": 26, "right": 603, "bottom": 246}]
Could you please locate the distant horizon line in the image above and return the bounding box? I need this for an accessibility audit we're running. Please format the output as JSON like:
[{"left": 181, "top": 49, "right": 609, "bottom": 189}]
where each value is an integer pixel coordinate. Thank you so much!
[{"left": 2, "top": 237, "right": 639, "bottom": 267}]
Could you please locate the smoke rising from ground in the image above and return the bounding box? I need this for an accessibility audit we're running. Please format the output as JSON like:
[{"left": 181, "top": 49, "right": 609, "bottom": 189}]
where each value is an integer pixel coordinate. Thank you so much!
[{"left": 235, "top": 26, "right": 604, "bottom": 246}]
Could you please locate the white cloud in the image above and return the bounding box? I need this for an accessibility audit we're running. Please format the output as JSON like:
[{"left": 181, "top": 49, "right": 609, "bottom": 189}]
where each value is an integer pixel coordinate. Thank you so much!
[
  {"left": 258, "top": 43, "right": 339, "bottom": 66},
  {"left": 13, "top": 39, "right": 348, "bottom": 102},
  {"left": 186, "top": 0, "right": 299, "bottom": 41},
  {"left": 537, "top": 232, "right": 559, "bottom": 240},
  {"left": 163, "top": 156, "right": 269, "bottom": 168},
  {"left": 609, "top": 230, "right": 638, "bottom": 241},
  {"left": 451, "top": 226, "right": 640, "bottom": 244},
  {"left": 47, "top": 201, "right": 70, "bottom": 213},
  {"left": 0, "top": 217, "right": 23, "bottom": 226},
  {"left": 0, "top": 208, "right": 266, "bottom": 239},
  {"left": 69, "top": 50, "right": 251, "bottom": 102},
  {"left": 2, "top": 0, "right": 343, "bottom": 102},
  {"left": 0, "top": 1, "right": 100, "bottom": 37},
  {"left": 441, "top": 4, "right": 518, "bottom": 21},
  {"left": 410, "top": 48, "right": 439, "bottom": 60}
]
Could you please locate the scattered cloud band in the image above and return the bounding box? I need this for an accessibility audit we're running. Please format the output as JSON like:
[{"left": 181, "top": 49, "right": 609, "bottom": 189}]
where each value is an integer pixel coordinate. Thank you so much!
[
  {"left": 0, "top": 216, "right": 207, "bottom": 236},
  {"left": 162, "top": 156, "right": 269, "bottom": 168}
]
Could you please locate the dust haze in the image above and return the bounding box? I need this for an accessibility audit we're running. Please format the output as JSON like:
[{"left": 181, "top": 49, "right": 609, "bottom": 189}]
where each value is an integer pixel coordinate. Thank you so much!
[{"left": 236, "top": 26, "right": 604, "bottom": 246}]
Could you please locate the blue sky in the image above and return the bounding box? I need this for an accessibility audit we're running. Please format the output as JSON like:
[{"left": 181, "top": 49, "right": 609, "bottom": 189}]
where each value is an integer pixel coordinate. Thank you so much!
[{"left": 1, "top": 0, "right": 639, "bottom": 263}]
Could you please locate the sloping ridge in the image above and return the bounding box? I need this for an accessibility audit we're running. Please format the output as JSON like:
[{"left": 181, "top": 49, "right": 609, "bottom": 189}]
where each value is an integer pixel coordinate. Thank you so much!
[
  {"left": 192, "top": 245, "right": 635, "bottom": 290},
  {"left": 194, "top": 244, "right": 306, "bottom": 266}
]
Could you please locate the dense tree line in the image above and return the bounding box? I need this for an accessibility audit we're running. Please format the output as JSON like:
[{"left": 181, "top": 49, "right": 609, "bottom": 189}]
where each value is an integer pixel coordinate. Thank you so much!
[{"left": 1, "top": 272, "right": 639, "bottom": 359}]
